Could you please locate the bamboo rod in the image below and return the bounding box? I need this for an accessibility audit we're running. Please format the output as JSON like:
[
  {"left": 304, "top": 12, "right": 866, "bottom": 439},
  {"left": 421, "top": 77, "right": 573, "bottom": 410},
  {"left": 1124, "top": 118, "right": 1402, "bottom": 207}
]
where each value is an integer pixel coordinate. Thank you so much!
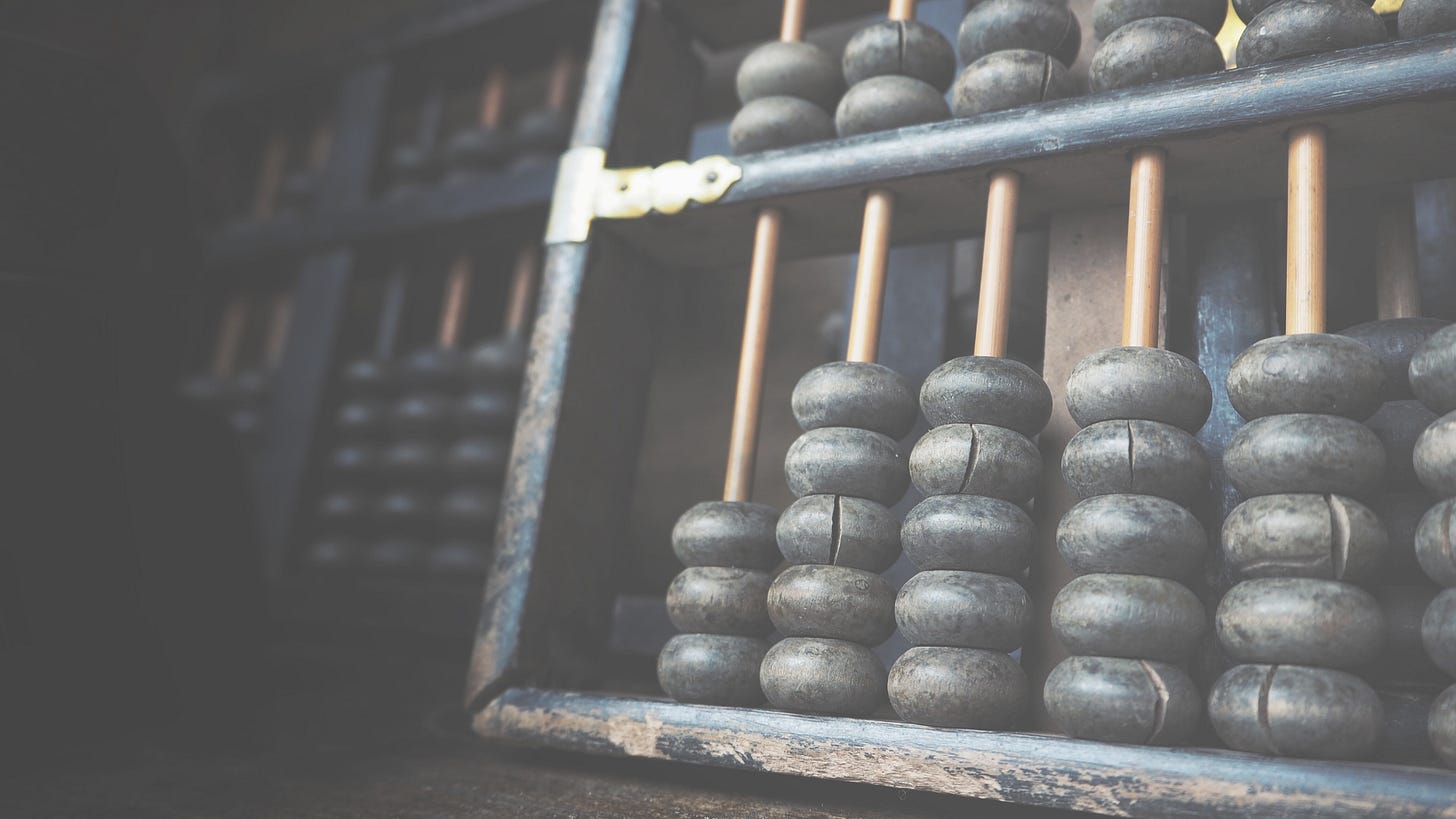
[
  {"left": 975, "top": 171, "right": 1021, "bottom": 358},
  {"left": 1375, "top": 191, "right": 1421, "bottom": 320},
  {"left": 307, "top": 119, "right": 334, "bottom": 169},
  {"left": 847, "top": 190, "right": 895, "bottom": 363},
  {"left": 438, "top": 254, "right": 474, "bottom": 350},
  {"left": 546, "top": 49, "right": 578, "bottom": 112},
  {"left": 723, "top": 209, "right": 783, "bottom": 503},
  {"left": 888, "top": 0, "right": 916, "bottom": 21},
  {"left": 1287, "top": 125, "right": 1327, "bottom": 335},
  {"left": 212, "top": 297, "right": 250, "bottom": 379},
  {"left": 1123, "top": 147, "right": 1167, "bottom": 347},
  {"left": 481, "top": 65, "right": 509, "bottom": 128},
  {"left": 504, "top": 243, "right": 542, "bottom": 341},
  {"left": 781, "top": 0, "right": 807, "bottom": 41},
  {"left": 265, "top": 291, "right": 294, "bottom": 368},
  {"left": 251, "top": 132, "right": 289, "bottom": 220}
]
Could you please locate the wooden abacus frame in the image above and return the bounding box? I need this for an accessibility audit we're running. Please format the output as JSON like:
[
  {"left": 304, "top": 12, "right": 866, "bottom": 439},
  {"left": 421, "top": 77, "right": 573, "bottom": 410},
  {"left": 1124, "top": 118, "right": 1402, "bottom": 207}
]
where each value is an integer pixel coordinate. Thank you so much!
[{"left": 465, "top": 0, "right": 1456, "bottom": 815}]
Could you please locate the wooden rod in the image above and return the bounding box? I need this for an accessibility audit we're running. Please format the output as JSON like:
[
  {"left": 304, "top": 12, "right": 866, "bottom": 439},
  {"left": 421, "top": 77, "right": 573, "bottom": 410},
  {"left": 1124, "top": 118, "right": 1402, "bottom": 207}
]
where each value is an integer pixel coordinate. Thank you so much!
[
  {"left": 546, "top": 49, "right": 578, "bottom": 112},
  {"left": 307, "top": 119, "right": 334, "bottom": 168},
  {"left": 1375, "top": 190, "right": 1421, "bottom": 320},
  {"left": 723, "top": 209, "right": 783, "bottom": 503},
  {"left": 888, "top": 0, "right": 916, "bottom": 20},
  {"left": 377, "top": 268, "right": 409, "bottom": 359},
  {"left": 504, "top": 243, "right": 541, "bottom": 341},
  {"left": 1123, "top": 147, "right": 1167, "bottom": 347},
  {"left": 780, "top": 0, "right": 807, "bottom": 41},
  {"left": 251, "top": 131, "right": 289, "bottom": 220},
  {"left": 975, "top": 171, "right": 1021, "bottom": 358},
  {"left": 212, "top": 297, "right": 249, "bottom": 379},
  {"left": 847, "top": 190, "right": 895, "bottom": 363},
  {"left": 481, "top": 65, "right": 509, "bottom": 128},
  {"left": 1287, "top": 124, "right": 1327, "bottom": 335},
  {"left": 438, "top": 254, "right": 474, "bottom": 350},
  {"left": 265, "top": 290, "right": 294, "bottom": 368}
]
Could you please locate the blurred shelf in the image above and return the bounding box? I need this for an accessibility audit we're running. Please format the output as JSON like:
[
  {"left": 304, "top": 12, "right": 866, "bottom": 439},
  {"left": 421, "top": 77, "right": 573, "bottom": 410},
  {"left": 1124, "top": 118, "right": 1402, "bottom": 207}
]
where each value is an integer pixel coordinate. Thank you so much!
[{"left": 657, "top": 0, "right": 883, "bottom": 50}]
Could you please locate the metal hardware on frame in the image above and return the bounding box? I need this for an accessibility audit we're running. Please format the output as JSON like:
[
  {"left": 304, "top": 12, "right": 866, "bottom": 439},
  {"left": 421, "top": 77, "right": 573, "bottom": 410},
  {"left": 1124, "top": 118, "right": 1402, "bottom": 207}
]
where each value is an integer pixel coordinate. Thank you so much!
[{"left": 545, "top": 148, "right": 741, "bottom": 244}]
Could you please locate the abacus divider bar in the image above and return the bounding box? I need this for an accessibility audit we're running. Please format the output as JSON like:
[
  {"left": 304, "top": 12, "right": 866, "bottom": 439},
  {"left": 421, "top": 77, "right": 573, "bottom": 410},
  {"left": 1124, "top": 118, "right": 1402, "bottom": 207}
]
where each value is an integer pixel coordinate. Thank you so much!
[
  {"left": 252, "top": 130, "right": 289, "bottom": 220},
  {"left": 780, "top": 0, "right": 807, "bottom": 42},
  {"left": 482, "top": 65, "right": 509, "bottom": 129},
  {"left": 975, "top": 170, "right": 1020, "bottom": 358},
  {"left": 504, "top": 243, "right": 542, "bottom": 342},
  {"left": 1123, "top": 147, "right": 1166, "bottom": 348},
  {"left": 547, "top": 48, "right": 578, "bottom": 112},
  {"left": 212, "top": 296, "right": 250, "bottom": 379},
  {"left": 847, "top": 190, "right": 895, "bottom": 364},
  {"left": 376, "top": 267, "right": 409, "bottom": 359},
  {"left": 1287, "top": 124, "right": 1327, "bottom": 335},
  {"left": 1375, "top": 189, "right": 1421, "bottom": 320},
  {"left": 888, "top": 0, "right": 916, "bottom": 21},
  {"left": 438, "top": 253, "right": 474, "bottom": 350},
  {"left": 265, "top": 290, "right": 295, "bottom": 369},
  {"left": 723, "top": 208, "right": 782, "bottom": 503}
]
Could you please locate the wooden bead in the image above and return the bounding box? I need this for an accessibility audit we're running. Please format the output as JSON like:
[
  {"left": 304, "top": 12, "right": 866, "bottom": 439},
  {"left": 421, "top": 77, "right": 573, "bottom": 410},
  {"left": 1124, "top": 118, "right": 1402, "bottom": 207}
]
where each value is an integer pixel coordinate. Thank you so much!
[
  {"left": 1093, "top": 0, "right": 1229, "bottom": 38},
  {"left": 1066, "top": 347, "right": 1212, "bottom": 432},
  {"left": 918, "top": 355, "right": 1052, "bottom": 437},
  {"left": 843, "top": 19, "right": 956, "bottom": 91},
  {"left": 1051, "top": 573, "right": 1205, "bottom": 662},
  {"left": 1368, "top": 585, "right": 1443, "bottom": 683},
  {"left": 1228, "top": 334, "right": 1385, "bottom": 422},
  {"left": 835, "top": 75, "right": 950, "bottom": 139},
  {"left": 784, "top": 427, "right": 908, "bottom": 506},
  {"left": 1222, "top": 493, "right": 1386, "bottom": 582},
  {"left": 381, "top": 439, "right": 445, "bottom": 483},
  {"left": 1412, "top": 325, "right": 1456, "bottom": 415},
  {"left": 1216, "top": 577, "right": 1383, "bottom": 667},
  {"left": 1089, "top": 17, "right": 1226, "bottom": 93},
  {"left": 1224, "top": 413, "right": 1385, "bottom": 498},
  {"left": 1376, "top": 687, "right": 1437, "bottom": 764},
  {"left": 438, "top": 486, "right": 500, "bottom": 535},
  {"left": 888, "top": 646, "right": 1028, "bottom": 729},
  {"left": 951, "top": 50, "right": 1077, "bottom": 118},
  {"left": 428, "top": 539, "right": 489, "bottom": 575},
  {"left": 1416, "top": 410, "right": 1456, "bottom": 497},
  {"left": 337, "top": 399, "right": 388, "bottom": 438},
  {"left": 895, "top": 570, "right": 1030, "bottom": 651},
  {"left": 1374, "top": 489, "right": 1436, "bottom": 584},
  {"left": 1208, "top": 663, "right": 1382, "bottom": 759},
  {"left": 736, "top": 41, "right": 842, "bottom": 111},
  {"left": 1342, "top": 317, "right": 1449, "bottom": 402},
  {"left": 446, "top": 436, "right": 509, "bottom": 482},
  {"left": 391, "top": 393, "right": 454, "bottom": 436},
  {"left": 658, "top": 633, "right": 768, "bottom": 707},
  {"left": 1058, "top": 494, "right": 1206, "bottom": 581},
  {"left": 760, "top": 637, "right": 886, "bottom": 716},
  {"left": 457, "top": 388, "right": 517, "bottom": 433},
  {"left": 909, "top": 423, "right": 1041, "bottom": 503},
  {"left": 1369, "top": 400, "right": 1439, "bottom": 487},
  {"left": 776, "top": 494, "right": 899, "bottom": 574},
  {"left": 730, "top": 95, "right": 836, "bottom": 154},
  {"left": 1423, "top": 589, "right": 1456, "bottom": 676},
  {"left": 957, "top": 0, "right": 1081, "bottom": 67},
  {"left": 1431, "top": 684, "right": 1456, "bottom": 769},
  {"left": 667, "top": 566, "right": 774, "bottom": 636},
  {"left": 792, "top": 361, "right": 917, "bottom": 439},
  {"left": 1401, "top": 0, "right": 1456, "bottom": 38},
  {"left": 901, "top": 494, "right": 1034, "bottom": 575},
  {"left": 375, "top": 489, "right": 435, "bottom": 531},
  {"left": 364, "top": 538, "right": 428, "bottom": 571},
  {"left": 1045, "top": 656, "right": 1202, "bottom": 745},
  {"left": 767, "top": 565, "right": 896, "bottom": 646},
  {"left": 1417, "top": 498, "right": 1456, "bottom": 587},
  {"left": 303, "top": 536, "right": 362, "bottom": 570},
  {"left": 672, "top": 500, "right": 781, "bottom": 570},
  {"left": 1236, "top": 0, "right": 1386, "bottom": 66},
  {"left": 1062, "top": 419, "right": 1210, "bottom": 506}
]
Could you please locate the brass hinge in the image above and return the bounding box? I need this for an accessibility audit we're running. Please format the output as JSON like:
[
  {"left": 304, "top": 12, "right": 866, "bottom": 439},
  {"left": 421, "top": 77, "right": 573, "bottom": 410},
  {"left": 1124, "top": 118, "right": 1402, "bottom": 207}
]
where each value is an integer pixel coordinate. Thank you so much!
[{"left": 544, "top": 147, "right": 742, "bottom": 244}]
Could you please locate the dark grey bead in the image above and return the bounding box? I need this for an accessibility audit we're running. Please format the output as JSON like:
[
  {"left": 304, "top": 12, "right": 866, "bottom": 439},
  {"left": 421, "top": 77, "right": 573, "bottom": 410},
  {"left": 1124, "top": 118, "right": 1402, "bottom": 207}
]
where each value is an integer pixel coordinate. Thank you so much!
[
  {"left": 843, "top": 19, "right": 956, "bottom": 90},
  {"left": 1093, "top": 0, "right": 1229, "bottom": 38},
  {"left": 1374, "top": 490, "right": 1437, "bottom": 584},
  {"left": 1342, "top": 317, "right": 1449, "bottom": 401},
  {"left": 760, "top": 637, "right": 886, "bottom": 716},
  {"left": 1227, "top": 334, "right": 1384, "bottom": 421},
  {"left": 909, "top": 423, "right": 1041, "bottom": 503},
  {"left": 736, "top": 40, "right": 842, "bottom": 111},
  {"left": 776, "top": 494, "right": 900, "bottom": 574},
  {"left": 1236, "top": 0, "right": 1386, "bottom": 66},
  {"left": 1423, "top": 589, "right": 1456, "bottom": 676},
  {"left": 513, "top": 108, "right": 570, "bottom": 154},
  {"left": 438, "top": 486, "right": 500, "bottom": 536},
  {"left": 467, "top": 338, "right": 527, "bottom": 384},
  {"left": 342, "top": 358, "right": 391, "bottom": 395},
  {"left": 337, "top": 399, "right": 388, "bottom": 438},
  {"left": 888, "top": 646, "right": 1028, "bottom": 728},
  {"left": 666, "top": 566, "right": 774, "bottom": 636},
  {"left": 896, "top": 570, "right": 1030, "bottom": 650},
  {"left": 1051, "top": 573, "right": 1205, "bottom": 662},
  {"left": 1224, "top": 413, "right": 1385, "bottom": 498},
  {"left": 1045, "top": 655, "right": 1202, "bottom": 745},
  {"left": 375, "top": 489, "right": 436, "bottom": 531},
  {"left": 1416, "top": 410, "right": 1456, "bottom": 497},
  {"left": 1215, "top": 577, "right": 1383, "bottom": 667},
  {"left": 1058, "top": 494, "right": 1206, "bottom": 580},
  {"left": 1401, "top": 0, "right": 1456, "bottom": 38},
  {"left": 1417, "top": 498, "right": 1456, "bottom": 587},
  {"left": 672, "top": 500, "right": 781, "bottom": 570},
  {"left": 1066, "top": 347, "right": 1212, "bottom": 432},
  {"left": 792, "top": 361, "right": 916, "bottom": 439},
  {"left": 958, "top": 0, "right": 1081, "bottom": 66},
  {"left": 398, "top": 347, "right": 464, "bottom": 391},
  {"left": 1209, "top": 663, "right": 1382, "bottom": 759},
  {"left": 363, "top": 538, "right": 428, "bottom": 571},
  {"left": 1431, "top": 684, "right": 1456, "bottom": 769},
  {"left": 444, "top": 126, "right": 509, "bottom": 173},
  {"left": 657, "top": 633, "right": 768, "bottom": 706},
  {"left": 446, "top": 436, "right": 510, "bottom": 482},
  {"left": 1376, "top": 687, "right": 1436, "bottom": 764},
  {"left": 428, "top": 539, "right": 489, "bottom": 575},
  {"left": 835, "top": 75, "right": 950, "bottom": 138},
  {"left": 767, "top": 564, "right": 896, "bottom": 646},
  {"left": 1412, "top": 325, "right": 1456, "bottom": 415},
  {"left": 1368, "top": 585, "right": 1443, "bottom": 683},
  {"left": 951, "top": 49, "right": 1078, "bottom": 118},
  {"left": 390, "top": 393, "right": 455, "bottom": 437},
  {"left": 380, "top": 439, "right": 445, "bottom": 484},
  {"left": 785, "top": 426, "right": 908, "bottom": 506},
  {"left": 729, "top": 96, "right": 837, "bottom": 154},
  {"left": 303, "top": 536, "right": 362, "bottom": 570},
  {"left": 456, "top": 388, "right": 517, "bottom": 434},
  {"left": 1222, "top": 493, "right": 1386, "bottom": 582},
  {"left": 901, "top": 494, "right": 1034, "bottom": 575},
  {"left": 1062, "top": 419, "right": 1210, "bottom": 506},
  {"left": 1089, "top": 17, "right": 1226, "bottom": 93},
  {"left": 919, "top": 355, "right": 1052, "bottom": 437},
  {"left": 317, "top": 490, "right": 371, "bottom": 532},
  {"left": 329, "top": 443, "right": 382, "bottom": 482},
  {"left": 1369, "top": 400, "right": 1440, "bottom": 487}
]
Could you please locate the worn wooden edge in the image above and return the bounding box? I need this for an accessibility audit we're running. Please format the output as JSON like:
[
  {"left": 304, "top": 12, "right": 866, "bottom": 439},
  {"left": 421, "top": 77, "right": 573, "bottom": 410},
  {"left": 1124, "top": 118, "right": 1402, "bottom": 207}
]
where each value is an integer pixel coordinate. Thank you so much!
[{"left": 472, "top": 688, "right": 1456, "bottom": 819}]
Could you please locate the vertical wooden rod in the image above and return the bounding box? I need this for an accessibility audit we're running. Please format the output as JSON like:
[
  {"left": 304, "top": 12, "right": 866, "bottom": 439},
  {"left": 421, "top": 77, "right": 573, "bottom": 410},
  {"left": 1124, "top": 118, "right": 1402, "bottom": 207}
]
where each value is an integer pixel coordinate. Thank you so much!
[
  {"left": 251, "top": 132, "right": 289, "bottom": 220},
  {"left": 723, "top": 209, "right": 783, "bottom": 503},
  {"left": 212, "top": 297, "right": 249, "bottom": 379},
  {"left": 482, "top": 65, "right": 509, "bottom": 128},
  {"left": 888, "top": 0, "right": 916, "bottom": 20},
  {"left": 546, "top": 50, "right": 578, "bottom": 112},
  {"left": 1375, "top": 190, "right": 1421, "bottom": 320},
  {"left": 780, "top": 0, "right": 807, "bottom": 41},
  {"left": 438, "top": 254, "right": 473, "bottom": 350},
  {"left": 975, "top": 171, "right": 1021, "bottom": 358},
  {"left": 1287, "top": 124, "right": 1327, "bottom": 335},
  {"left": 265, "top": 291, "right": 295, "bottom": 368},
  {"left": 504, "top": 243, "right": 541, "bottom": 341},
  {"left": 1123, "top": 147, "right": 1167, "bottom": 347},
  {"left": 847, "top": 190, "right": 895, "bottom": 364},
  {"left": 307, "top": 119, "right": 334, "bottom": 168}
]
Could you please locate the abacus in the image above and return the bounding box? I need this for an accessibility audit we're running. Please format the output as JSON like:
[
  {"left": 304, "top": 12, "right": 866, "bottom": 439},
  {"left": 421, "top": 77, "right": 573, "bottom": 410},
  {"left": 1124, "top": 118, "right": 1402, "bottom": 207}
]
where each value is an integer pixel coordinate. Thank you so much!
[{"left": 465, "top": 0, "right": 1456, "bottom": 816}]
